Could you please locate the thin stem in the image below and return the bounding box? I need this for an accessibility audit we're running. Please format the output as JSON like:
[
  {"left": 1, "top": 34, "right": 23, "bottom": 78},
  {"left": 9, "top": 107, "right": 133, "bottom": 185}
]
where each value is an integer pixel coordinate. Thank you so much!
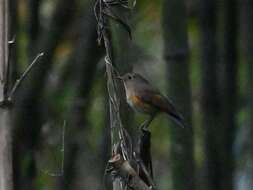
[
  {"left": 138, "top": 159, "right": 155, "bottom": 189},
  {"left": 40, "top": 120, "right": 66, "bottom": 177},
  {"left": 60, "top": 120, "right": 66, "bottom": 175},
  {"left": 8, "top": 52, "right": 44, "bottom": 101}
]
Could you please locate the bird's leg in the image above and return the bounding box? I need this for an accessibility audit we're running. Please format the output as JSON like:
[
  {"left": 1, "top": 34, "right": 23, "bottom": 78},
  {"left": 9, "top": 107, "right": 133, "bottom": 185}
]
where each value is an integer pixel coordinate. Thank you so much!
[
  {"left": 139, "top": 120, "right": 149, "bottom": 131},
  {"left": 140, "top": 115, "right": 155, "bottom": 131}
]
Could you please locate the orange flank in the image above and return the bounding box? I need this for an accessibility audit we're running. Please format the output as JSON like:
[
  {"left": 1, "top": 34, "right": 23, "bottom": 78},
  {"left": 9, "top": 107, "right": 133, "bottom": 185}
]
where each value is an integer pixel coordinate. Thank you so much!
[{"left": 130, "top": 95, "right": 153, "bottom": 113}]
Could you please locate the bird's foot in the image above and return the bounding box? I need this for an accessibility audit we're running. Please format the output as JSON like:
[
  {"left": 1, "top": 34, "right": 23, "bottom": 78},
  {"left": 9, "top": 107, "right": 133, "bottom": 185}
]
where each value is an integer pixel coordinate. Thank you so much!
[{"left": 139, "top": 122, "right": 149, "bottom": 132}]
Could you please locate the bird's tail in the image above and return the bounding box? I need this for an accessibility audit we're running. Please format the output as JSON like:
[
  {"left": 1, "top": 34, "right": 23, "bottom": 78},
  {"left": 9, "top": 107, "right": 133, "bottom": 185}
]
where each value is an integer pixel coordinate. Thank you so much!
[{"left": 169, "top": 112, "right": 187, "bottom": 128}]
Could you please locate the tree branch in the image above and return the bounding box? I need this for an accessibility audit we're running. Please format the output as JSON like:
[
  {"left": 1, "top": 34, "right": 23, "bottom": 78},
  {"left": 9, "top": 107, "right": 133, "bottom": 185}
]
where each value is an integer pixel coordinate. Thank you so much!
[
  {"left": 0, "top": 0, "right": 13, "bottom": 189},
  {"left": 137, "top": 129, "right": 155, "bottom": 188},
  {"left": 94, "top": 1, "right": 155, "bottom": 189}
]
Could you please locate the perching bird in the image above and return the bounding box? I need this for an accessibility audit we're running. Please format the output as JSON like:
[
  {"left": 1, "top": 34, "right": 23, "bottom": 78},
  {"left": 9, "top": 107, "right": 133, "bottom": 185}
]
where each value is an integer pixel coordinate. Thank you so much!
[{"left": 117, "top": 72, "right": 186, "bottom": 129}]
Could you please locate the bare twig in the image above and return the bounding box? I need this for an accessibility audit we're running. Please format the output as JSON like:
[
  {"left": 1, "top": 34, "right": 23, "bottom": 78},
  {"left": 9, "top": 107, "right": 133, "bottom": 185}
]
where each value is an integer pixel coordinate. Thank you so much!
[
  {"left": 136, "top": 129, "right": 155, "bottom": 187},
  {"left": 94, "top": 0, "right": 132, "bottom": 43},
  {"left": 94, "top": 1, "right": 156, "bottom": 189},
  {"left": 8, "top": 52, "right": 44, "bottom": 101},
  {"left": 60, "top": 120, "right": 66, "bottom": 175},
  {"left": 138, "top": 159, "right": 155, "bottom": 188},
  {"left": 94, "top": 0, "right": 133, "bottom": 188},
  {"left": 102, "top": 2, "right": 132, "bottom": 39},
  {"left": 104, "top": 0, "right": 136, "bottom": 10}
]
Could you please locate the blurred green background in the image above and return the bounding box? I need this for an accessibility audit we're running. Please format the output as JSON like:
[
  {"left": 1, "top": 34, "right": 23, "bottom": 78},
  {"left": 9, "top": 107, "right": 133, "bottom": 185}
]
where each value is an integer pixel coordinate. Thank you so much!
[{"left": 7, "top": 0, "right": 253, "bottom": 189}]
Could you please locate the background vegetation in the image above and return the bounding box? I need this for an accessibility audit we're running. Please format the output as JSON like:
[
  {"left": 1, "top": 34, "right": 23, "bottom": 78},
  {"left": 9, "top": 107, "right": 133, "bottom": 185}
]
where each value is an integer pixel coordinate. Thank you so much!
[{"left": 2, "top": 0, "right": 253, "bottom": 189}]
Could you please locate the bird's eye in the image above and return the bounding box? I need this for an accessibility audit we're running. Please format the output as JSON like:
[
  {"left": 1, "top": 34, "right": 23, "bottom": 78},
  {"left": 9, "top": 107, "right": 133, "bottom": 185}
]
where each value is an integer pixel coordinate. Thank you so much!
[{"left": 128, "top": 76, "right": 132, "bottom": 80}]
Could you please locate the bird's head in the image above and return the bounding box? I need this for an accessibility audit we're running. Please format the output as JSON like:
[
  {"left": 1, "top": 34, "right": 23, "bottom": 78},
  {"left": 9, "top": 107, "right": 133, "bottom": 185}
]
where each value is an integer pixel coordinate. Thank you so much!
[
  {"left": 117, "top": 72, "right": 150, "bottom": 92},
  {"left": 117, "top": 72, "right": 148, "bottom": 83}
]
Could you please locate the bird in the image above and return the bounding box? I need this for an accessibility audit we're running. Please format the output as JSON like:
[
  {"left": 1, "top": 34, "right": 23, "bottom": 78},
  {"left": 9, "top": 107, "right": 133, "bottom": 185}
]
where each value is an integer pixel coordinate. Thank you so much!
[{"left": 117, "top": 72, "right": 186, "bottom": 129}]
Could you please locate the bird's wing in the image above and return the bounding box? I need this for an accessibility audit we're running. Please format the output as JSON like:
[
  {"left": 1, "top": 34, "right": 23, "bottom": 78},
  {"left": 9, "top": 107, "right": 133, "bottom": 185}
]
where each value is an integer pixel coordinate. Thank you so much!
[
  {"left": 137, "top": 89, "right": 178, "bottom": 115},
  {"left": 138, "top": 90, "right": 187, "bottom": 127}
]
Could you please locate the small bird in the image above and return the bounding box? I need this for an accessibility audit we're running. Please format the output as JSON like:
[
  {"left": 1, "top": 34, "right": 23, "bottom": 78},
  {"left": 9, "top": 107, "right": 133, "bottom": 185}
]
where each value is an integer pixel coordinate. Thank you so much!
[{"left": 117, "top": 72, "right": 186, "bottom": 129}]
